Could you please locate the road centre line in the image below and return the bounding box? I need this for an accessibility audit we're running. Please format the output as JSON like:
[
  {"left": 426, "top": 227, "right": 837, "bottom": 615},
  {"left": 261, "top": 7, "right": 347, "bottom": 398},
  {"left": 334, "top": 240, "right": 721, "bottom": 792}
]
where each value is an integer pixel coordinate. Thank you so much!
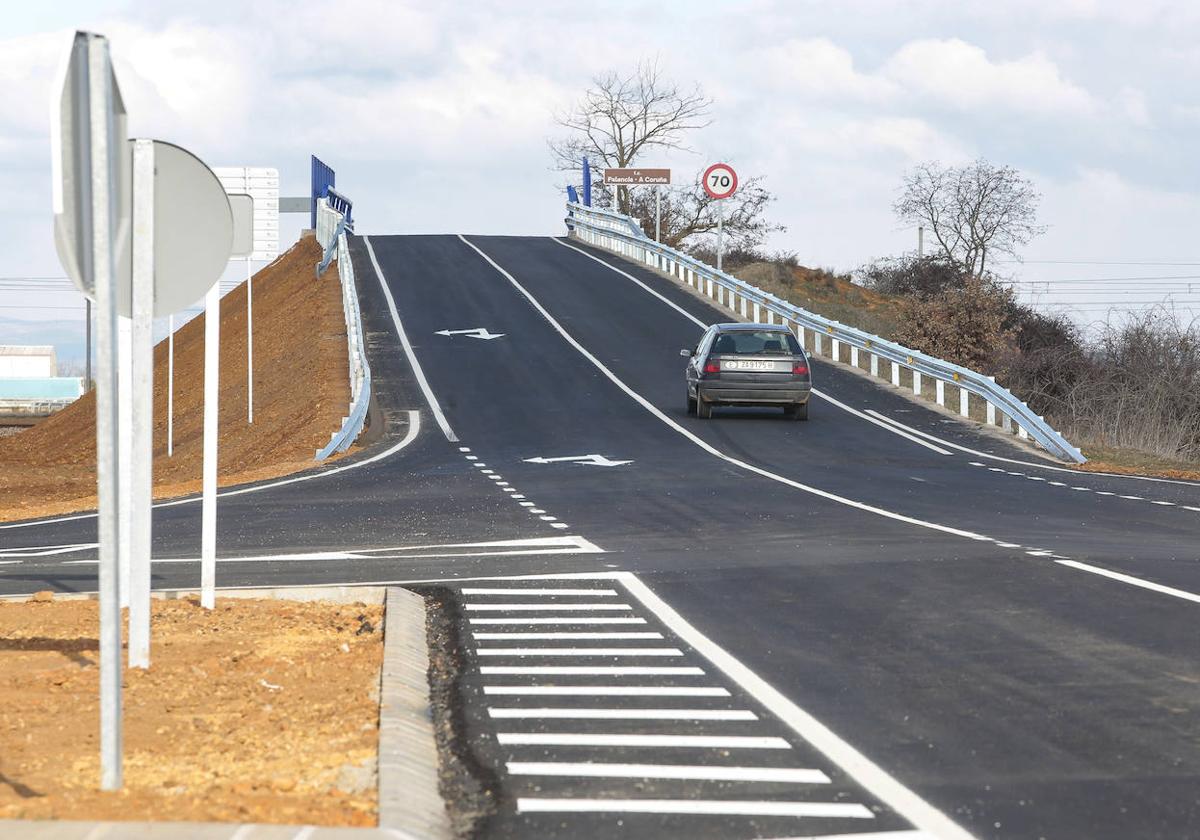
[
  {"left": 1055, "top": 559, "right": 1200, "bottom": 604},
  {"left": 481, "top": 666, "right": 704, "bottom": 675},
  {"left": 550, "top": 237, "right": 954, "bottom": 457},
  {"left": 483, "top": 685, "right": 729, "bottom": 696},
  {"left": 488, "top": 708, "right": 758, "bottom": 720},
  {"left": 461, "top": 588, "right": 617, "bottom": 595},
  {"left": 498, "top": 733, "right": 791, "bottom": 749},
  {"left": 475, "top": 647, "right": 682, "bottom": 656},
  {"left": 469, "top": 617, "right": 647, "bottom": 624},
  {"left": 0, "top": 410, "right": 422, "bottom": 531},
  {"left": 364, "top": 235, "right": 457, "bottom": 441},
  {"left": 516, "top": 798, "right": 873, "bottom": 819},
  {"left": 460, "top": 236, "right": 998, "bottom": 546},
  {"left": 465, "top": 603, "right": 632, "bottom": 611},
  {"left": 473, "top": 632, "right": 663, "bottom": 639},
  {"left": 867, "top": 408, "right": 1200, "bottom": 487},
  {"left": 506, "top": 761, "right": 829, "bottom": 784}
]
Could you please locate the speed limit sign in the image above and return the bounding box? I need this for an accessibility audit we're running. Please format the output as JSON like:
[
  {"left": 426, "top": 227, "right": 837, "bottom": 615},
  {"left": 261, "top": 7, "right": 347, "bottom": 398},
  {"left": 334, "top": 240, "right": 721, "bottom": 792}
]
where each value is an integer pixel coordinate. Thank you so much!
[{"left": 703, "top": 163, "right": 738, "bottom": 200}]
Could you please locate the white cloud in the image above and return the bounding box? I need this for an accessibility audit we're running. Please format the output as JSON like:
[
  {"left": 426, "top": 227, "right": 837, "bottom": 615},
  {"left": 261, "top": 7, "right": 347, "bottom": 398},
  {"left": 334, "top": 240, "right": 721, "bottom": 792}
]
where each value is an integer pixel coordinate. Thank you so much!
[
  {"left": 883, "top": 38, "right": 1097, "bottom": 116},
  {"left": 758, "top": 38, "right": 896, "bottom": 102}
]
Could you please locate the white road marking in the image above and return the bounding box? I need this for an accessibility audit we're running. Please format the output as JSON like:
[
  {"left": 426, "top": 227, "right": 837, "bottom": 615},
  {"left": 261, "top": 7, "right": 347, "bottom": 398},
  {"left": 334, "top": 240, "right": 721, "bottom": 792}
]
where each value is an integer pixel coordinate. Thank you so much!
[
  {"left": 469, "top": 617, "right": 646, "bottom": 625},
  {"left": 1151, "top": 500, "right": 1177, "bottom": 506},
  {"left": 1185, "top": 506, "right": 1200, "bottom": 512},
  {"left": 766, "top": 833, "right": 934, "bottom": 840},
  {"left": 462, "top": 236, "right": 997, "bottom": 546},
  {"left": 866, "top": 408, "right": 1200, "bottom": 487},
  {"left": 551, "top": 523, "right": 570, "bottom": 529},
  {"left": 466, "top": 603, "right": 630, "bottom": 611},
  {"left": 475, "top": 647, "right": 682, "bottom": 657},
  {"left": 515, "top": 798, "right": 872, "bottom": 818},
  {"left": 519, "top": 501, "right": 536, "bottom": 507},
  {"left": 483, "top": 685, "right": 728, "bottom": 696},
  {"left": 506, "top": 761, "right": 829, "bottom": 784},
  {"left": 0, "top": 542, "right": 97, "bottom": 557},
  {"left": 529, "top": 508, "right": 546, "bottom": 514},
  {"left": 510, "top": 494, "right": 526, "bottom": 499},
  {"left": 473, "top": 632, "right": 662, "bottom": 640},
  {"left": 550, "top": 237, "right": 950, "bottom": 459},
  {"left": 461, "top": 588, "right": 618, "bottom": 596},
  {"left": 364, "top": 235, "right": 457, "bottom": 441},
  {"left": 1054, "top": 560, "right": 1200, "bottom": 604},
  {"left": 616, "top": 571, "right": 977, "bottom": 839},
  {"left": 1119, "top": 495, "right": 1144, "bottom": 500},
  {"left": 489, "top": 707, "right": 757, "bottom": 720},
  {"left": 459, "top": 446, "right": 471, "bottom": 452},
  {"left": 498, "top": 733, "right": 790, "bottom": 749},
  {"left": 0, "top": 409, "right": 423, "bottom": 531},
  {"left": 481, "top": 666, "right": 704, "bottom": 675}
]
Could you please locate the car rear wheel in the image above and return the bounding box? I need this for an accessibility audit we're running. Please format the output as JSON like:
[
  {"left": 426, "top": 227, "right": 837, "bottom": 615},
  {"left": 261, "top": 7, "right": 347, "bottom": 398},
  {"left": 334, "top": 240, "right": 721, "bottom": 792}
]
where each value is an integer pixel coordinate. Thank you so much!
[
  {"left": 697, "top": 397, "right": 713, "bottom": 419},
  {"left": 788, "top": 401, "right": 809, "bottom": 421}
]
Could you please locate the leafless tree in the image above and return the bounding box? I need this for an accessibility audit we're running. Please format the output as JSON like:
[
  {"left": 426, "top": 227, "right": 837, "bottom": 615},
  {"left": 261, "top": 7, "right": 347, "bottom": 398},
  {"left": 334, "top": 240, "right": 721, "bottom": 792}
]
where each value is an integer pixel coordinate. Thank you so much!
[
  {"left": 894, "top": 159, "right": 1047, "bottom": 277},
  {"left": 626, "top": 174, "right": 784, "bottom": 250},
  {"left": 549, "top": 61, "right": 711, "bottom": 215}
]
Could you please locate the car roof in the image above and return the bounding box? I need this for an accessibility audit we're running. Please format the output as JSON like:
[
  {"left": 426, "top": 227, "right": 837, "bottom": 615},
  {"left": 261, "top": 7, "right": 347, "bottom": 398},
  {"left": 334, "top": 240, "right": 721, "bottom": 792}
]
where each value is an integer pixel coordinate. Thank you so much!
[{"left": 712, "top": 322, "right": 790, "bottom": 332}]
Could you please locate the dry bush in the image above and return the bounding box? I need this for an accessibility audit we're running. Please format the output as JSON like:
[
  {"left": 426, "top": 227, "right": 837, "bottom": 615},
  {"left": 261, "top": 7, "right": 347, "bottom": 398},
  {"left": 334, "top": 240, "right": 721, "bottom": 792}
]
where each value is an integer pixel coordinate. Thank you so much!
[{"left": 892, "top": 278, "right": 1016, "bottom": 371}]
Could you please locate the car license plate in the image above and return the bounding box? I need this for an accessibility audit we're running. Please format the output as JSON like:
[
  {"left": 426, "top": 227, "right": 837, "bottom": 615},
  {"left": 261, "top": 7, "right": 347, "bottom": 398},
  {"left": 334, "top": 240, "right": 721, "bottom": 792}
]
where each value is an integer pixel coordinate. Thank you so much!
[{"left": 724, "top": 360, "right": 775, "bottom": 371}]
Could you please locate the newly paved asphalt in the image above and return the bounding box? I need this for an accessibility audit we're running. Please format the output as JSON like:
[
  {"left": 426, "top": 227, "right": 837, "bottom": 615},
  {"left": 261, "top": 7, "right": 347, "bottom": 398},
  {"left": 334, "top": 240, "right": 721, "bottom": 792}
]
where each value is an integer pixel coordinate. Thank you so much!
[{"left": 3, "top": 233, "right": 1199, "bottom": 838}]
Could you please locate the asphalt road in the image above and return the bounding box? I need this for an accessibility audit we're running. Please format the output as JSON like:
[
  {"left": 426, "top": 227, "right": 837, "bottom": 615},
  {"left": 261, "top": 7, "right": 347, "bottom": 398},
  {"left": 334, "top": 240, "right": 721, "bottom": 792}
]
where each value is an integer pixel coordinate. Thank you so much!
[{"left": 4, "top": 232, "right": 1199, "bottom": 839}]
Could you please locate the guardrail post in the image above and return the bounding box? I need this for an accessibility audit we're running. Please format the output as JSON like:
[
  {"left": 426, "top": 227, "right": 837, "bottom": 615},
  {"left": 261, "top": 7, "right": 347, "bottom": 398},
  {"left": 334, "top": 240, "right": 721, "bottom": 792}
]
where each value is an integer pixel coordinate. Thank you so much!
[
  {"left": 850, "top": 346, "right": 859, "bottom": 368},
  {"left": 936, "top": 379, "right": 945, "bottom": 407},
  {"left": 831, "top": 338, "right": 841, "bottom": 363},
  {"left": 912, "top": 370, "right": 922, "bottom": 396},
  {"left": 1003, "top": 413, "right": 1013, "bottom": 432},
  {"left": 986, "top": 401, "right": 996, "bottom": 426},
  {"left": 960, "top": 387, "right": 970, "bottom": 418},
  {"left": 891, "top": 361, "right": 901, "bottom": 387},
  {"left": 814, "top": 331, "right": 823, "bottom": 355},
  {"left": 870, "top": 353, "right": 878, "bottom": 377},
  {"left": 1018, "top": 424, "right": 1029, "bottom": 439},
  {"left": 752, "top": 302, "right": 760, "bottom": 322}
]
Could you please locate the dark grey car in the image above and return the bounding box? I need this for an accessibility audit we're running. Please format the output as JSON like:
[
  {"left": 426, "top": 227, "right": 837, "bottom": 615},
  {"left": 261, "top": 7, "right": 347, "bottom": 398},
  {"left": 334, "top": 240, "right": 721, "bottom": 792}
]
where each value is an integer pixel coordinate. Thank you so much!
[{"left": 682, "top": 323, "right": 813, "bottom": 420}]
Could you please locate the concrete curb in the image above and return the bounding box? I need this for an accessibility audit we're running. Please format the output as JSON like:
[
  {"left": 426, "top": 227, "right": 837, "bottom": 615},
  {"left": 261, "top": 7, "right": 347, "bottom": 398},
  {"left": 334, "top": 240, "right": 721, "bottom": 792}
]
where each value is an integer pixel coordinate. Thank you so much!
[
  {"left": 0, "top": 584, "right": 451, "bottom": 839},
  {"left": 378, "top": 588, "right": 453, "bottom": 839}
]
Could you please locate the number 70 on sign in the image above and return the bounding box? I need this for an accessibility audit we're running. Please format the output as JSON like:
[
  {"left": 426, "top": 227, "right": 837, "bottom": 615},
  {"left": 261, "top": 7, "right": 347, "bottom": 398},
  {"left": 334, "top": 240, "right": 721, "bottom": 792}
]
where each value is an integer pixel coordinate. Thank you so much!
[{"left": 703, "top": 163, "right": 738, "bottom": 200}]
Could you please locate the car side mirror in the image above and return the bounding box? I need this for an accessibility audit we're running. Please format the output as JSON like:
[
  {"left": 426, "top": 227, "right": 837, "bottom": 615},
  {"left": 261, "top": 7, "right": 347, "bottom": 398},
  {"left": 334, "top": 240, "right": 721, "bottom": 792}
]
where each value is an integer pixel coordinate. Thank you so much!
[{"left": 680, "top": 348, "right": 694, "bottom": 358}]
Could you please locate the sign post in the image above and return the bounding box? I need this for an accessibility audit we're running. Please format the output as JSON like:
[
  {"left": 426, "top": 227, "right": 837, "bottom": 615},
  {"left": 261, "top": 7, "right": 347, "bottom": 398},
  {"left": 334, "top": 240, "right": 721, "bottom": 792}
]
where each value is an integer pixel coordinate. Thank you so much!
[
  {"left": 603, "top": 168, "right": 671, "bottom": 239},
  {"left": 52, "top": 30, "right": 128, "bottom": 791},
  {"left": 702, "top": 163, "right": 738, "bottom": 272}
]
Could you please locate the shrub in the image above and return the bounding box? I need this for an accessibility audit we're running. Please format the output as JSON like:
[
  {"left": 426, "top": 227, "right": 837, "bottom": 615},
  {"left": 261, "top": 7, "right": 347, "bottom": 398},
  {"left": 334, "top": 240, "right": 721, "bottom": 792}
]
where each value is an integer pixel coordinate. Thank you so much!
[
  {"left": 860, "top": 255, "right": 970, "bottom": 297},
  {"left": 892, "top": 277, "right": 1016, "bottom": 372}
]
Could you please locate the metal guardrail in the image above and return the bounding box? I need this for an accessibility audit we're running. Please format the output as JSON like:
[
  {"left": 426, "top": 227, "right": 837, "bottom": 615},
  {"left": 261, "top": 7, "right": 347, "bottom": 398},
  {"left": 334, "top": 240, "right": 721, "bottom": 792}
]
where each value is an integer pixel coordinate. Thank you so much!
[
  {"left": 316, "top": 201, "right": 371, "bottom": 460},
  {"left": 565, "top": 201, "right": 1085, "bottom": 463}
]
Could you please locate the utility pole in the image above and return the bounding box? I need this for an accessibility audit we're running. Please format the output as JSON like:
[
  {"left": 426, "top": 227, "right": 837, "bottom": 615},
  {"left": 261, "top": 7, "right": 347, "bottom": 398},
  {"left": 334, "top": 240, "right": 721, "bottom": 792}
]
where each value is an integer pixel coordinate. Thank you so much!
[{"left": 918, "top": 225, "right": 924, "bottom": 258}]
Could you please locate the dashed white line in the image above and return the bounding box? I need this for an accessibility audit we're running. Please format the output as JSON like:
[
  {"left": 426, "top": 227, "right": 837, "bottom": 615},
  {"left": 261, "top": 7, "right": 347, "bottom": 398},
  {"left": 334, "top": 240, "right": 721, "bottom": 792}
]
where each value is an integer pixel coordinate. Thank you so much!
[
  {"left": 506, "top": 762, "right": 829, "bottom": 784},
  {"left": 481, "top": 666, "right": 704, "bottom": 676},
  {"left": 465, "top": 603, "right": 632, "bottom": 611},
  {"left": 475, "top": 647, "right": 683, "bottom": 657},
  {"left": 515, "top": 798, "right": 872, "bottom": 818},
  {"left": 469, "top": 617, "right": 647, "bottom": 625},
  {"left": 473, "top": 631, "right": 662, "bottom": 640},
  {"left": 497, "top": 733, "right": 790, "bottom": 749},
  {"left": 483, "top": 685, "right": 728, "bottom": 696},
  {"left": 462, "top": 588, "right": 618, "bottom": 596},
  {"left": 488, "top": 708, "right": 757, "bottom": 721}
]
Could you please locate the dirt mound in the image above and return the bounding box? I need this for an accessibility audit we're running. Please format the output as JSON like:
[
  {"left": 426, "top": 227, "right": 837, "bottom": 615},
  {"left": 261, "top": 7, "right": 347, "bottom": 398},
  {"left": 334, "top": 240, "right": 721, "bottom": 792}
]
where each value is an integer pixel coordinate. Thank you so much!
[{"left": 0, "top": 237, "right": 351, "bottom": 522}]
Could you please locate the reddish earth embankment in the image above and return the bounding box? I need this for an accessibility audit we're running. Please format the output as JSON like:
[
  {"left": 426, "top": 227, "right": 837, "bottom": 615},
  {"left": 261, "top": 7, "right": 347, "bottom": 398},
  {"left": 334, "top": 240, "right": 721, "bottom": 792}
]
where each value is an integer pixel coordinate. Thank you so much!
[{"left": 0, "top": 237, "right": 351, "bottom": 522}]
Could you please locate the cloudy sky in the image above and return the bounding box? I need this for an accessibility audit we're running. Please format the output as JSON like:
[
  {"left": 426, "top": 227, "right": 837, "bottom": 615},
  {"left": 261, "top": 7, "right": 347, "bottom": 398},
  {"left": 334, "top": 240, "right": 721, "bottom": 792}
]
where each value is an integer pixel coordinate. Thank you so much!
[{"left": 4, "top": 0, "right": 1200, "bottom": 354}]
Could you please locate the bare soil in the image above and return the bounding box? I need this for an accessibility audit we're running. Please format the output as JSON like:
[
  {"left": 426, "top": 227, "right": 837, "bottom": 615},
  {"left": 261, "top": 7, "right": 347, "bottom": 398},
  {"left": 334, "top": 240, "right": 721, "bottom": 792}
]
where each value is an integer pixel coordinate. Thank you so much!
[
  {"left": 0, "top": 595, "right": 383, "bottom": 825},
  {"left": 1075, "top": 444, "right": 1200, "bottom": 482},
  {"left": 0, "top": 237, "right": 352, "bottom": 522}
]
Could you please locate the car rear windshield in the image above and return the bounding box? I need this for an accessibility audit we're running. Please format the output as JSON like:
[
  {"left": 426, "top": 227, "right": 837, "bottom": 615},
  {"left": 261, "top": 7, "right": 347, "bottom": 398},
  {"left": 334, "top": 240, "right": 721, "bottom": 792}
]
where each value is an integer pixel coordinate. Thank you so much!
[{"left": 710, "top": 330, "right": 801, "bottom": 355}]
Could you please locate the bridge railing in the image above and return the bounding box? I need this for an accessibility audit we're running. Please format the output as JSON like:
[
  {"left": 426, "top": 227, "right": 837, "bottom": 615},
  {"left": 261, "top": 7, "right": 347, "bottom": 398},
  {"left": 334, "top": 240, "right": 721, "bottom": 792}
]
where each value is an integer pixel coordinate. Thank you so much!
[
  {"left": 565, "top": 201, "right": 1085, "bottom": 463},
  {"left": 315, "top": 197, "right": 371, "bottom": 460}
]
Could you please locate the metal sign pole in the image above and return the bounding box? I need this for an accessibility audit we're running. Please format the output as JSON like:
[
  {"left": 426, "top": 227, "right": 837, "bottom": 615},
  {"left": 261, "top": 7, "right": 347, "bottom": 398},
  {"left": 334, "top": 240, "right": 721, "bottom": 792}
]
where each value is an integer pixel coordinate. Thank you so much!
[
  {"left": 85, "top": 299, "right": 92, "bottom": 391},
  {"left": 246, "top": 256, "right": 253, "bottom": 424},
  {"left": 80, "top": 33, "right": 123, "bottom": 792},
  {"left": 716, "top": 199, "right": 724, "bottom": 273},
  {"left": 655, "top": 185, "right": 661, "bottom": 243},
  {"left": 127, "top": 138, "right": 154, "bottom": 668},
  {"left": 201, "top": 281, "right": 219, "bottom": 609},
  {"left": 117, "top": 316, "right": 131, "bottom": 609},
  {"left": 167, "top": 314, "right": 174, "bottom": 457}
]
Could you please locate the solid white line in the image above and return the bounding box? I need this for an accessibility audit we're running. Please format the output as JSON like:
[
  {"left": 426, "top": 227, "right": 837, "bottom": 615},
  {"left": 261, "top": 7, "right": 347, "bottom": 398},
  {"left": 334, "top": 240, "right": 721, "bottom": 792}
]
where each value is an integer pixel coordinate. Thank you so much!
[
  {"left": 462, "top": 235, "right": 997, "bottom": 546},
  {"left": 1054, "top": 560, "right": 1200, "bottom": 604},
  {"left": 481, "top": 666, "right": 704, "bottom": 675},
  {"left": 483, "top": 685, "right": 728, "bottom": 696},
  {"left": 0, "top": 542, "right": 97, "bottom": 558},
  {"left": 616, "top": 571, "right": 976, "bottom": 839},
  {"left": 515, "top": 798, "right": 871, "bottom": 818},
  {"left": 465, "top": 603, "right": 631, "bottom": 611},
  {"left": 364, "top": 235, "right": 457, "bottom": 442},
  {"left": 0, "top": 410, "right": 423, "bottom": 530},
  {"left": 865, "top": 408, "right": 1200, "bottom": 487},
  {"left": 765, "top": 833, "right": 933, "bottom": 840},
  {"left": 551, "top": 237, "right": 954, "bottom": 459},
  {"left": 506, "top": 761, "right": 830, "bottom": 784},
  {"left": 469, "top": 617, "right": 646, "bottom": 625},
  {"left": 497, "top": 733, "right": 790, "bottom": 749},
  {"left": 475, "top": 647, "right": 682, "bottom": 656},
  {"left": 488, "top": 707, "right": 757, "bottom": 720},
  {"left": 473, "top": 632, "right": 663, "bottom": 640},
  {"left": 460, "top": 588, "right": 617, "bottom": 596}
]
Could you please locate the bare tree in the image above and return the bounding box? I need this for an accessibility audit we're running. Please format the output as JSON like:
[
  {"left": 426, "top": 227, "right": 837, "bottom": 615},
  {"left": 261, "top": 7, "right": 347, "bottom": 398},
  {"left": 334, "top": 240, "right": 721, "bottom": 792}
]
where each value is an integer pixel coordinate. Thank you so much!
[
  {"left": 894, "top": 159, "right": 1047, "bottom": 277},
  {"left": 626, "top": 174, "right": 784, "bottom": 250}
]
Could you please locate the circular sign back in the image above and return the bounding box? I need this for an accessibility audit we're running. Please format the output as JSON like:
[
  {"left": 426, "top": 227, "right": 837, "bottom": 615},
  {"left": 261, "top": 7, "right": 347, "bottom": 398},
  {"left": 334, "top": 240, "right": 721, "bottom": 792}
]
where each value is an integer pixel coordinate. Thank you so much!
[{"left": 702, "top": 163, "right": 738, "bottom": 200}]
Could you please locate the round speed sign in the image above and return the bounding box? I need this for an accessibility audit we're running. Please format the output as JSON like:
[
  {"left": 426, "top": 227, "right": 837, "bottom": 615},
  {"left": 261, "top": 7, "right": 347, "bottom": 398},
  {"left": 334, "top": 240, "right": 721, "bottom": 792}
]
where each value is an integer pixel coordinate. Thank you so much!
[{"left": 702, "top": 163, "right": 738, "bottom": 200}]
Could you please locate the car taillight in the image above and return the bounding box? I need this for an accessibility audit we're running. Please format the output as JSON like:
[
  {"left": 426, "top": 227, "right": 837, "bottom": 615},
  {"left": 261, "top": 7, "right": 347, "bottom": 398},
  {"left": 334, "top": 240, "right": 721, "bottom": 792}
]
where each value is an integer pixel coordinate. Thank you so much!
[
  {"left": 703, "top": 360, "right": 721, "bottom": 374},
  {"left": 793, "top": 362, "right": 809, "bottom": 376}
]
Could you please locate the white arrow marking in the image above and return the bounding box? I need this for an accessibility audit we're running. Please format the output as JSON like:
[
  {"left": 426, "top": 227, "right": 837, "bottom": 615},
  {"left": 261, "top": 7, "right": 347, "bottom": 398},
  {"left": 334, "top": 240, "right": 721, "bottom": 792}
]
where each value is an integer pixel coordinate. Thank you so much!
[
  {"left": 524, "top": 454, "right": 634, "bottom": 467},
  {"left": 435, "top": 328, "right": 505, "bottom": 340}
]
